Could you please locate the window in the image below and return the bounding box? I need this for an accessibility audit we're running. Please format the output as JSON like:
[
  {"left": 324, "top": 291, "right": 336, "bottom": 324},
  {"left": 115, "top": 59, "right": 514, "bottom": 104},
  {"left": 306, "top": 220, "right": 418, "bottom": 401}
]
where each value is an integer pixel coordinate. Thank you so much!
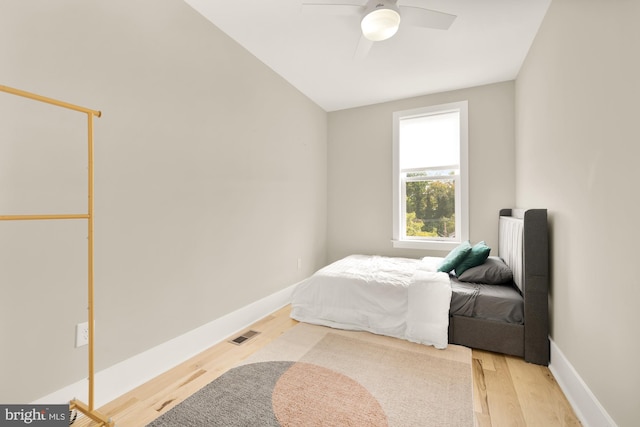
[{"left": 392, "top": 101, "right": 468, "bottom": 250}]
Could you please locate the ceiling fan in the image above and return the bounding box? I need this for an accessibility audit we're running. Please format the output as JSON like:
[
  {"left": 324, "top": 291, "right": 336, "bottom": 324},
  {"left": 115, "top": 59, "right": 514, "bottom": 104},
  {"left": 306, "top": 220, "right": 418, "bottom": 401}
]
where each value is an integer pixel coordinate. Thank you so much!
[{"left": 301, "top": 0, "right": 457, "bottom": 58}]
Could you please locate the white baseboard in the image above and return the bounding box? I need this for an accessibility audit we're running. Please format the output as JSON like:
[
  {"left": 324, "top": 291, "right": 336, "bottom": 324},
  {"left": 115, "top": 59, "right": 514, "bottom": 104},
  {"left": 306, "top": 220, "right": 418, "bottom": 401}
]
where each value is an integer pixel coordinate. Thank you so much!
[
  {"left": 549, "top": 338, "right": 617, "bottom": 427},
  {"left": 33, "top": 283, "right": 297, "bottom": 408}
]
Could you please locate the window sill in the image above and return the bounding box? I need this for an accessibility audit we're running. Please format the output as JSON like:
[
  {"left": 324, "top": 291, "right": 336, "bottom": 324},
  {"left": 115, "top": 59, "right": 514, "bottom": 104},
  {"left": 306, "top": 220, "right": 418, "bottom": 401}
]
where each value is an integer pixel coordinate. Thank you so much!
[{"left": 391, "top": 239, "right": 458, "bottom": 252}]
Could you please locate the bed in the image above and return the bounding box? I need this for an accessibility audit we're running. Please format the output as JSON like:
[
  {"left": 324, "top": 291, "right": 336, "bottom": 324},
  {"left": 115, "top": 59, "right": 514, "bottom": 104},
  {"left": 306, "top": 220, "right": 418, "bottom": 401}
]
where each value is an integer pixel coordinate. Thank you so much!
[{"left": 290, "top": 208, "right": 549, "bottom": 365}]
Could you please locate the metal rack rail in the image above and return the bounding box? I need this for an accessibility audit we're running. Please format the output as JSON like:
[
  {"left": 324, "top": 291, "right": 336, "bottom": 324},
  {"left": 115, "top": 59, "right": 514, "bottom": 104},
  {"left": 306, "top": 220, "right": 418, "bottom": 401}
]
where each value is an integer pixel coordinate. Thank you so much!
[{"left": 0, "top": 85, "right": 113, "bottom": 426}]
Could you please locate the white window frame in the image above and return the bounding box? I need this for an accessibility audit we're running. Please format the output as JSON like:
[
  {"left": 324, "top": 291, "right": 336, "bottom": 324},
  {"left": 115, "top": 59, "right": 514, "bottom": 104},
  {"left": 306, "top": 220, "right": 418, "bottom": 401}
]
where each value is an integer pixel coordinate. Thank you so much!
[{"left": 392, "top": 101, "right": 469, "bottom": 251}]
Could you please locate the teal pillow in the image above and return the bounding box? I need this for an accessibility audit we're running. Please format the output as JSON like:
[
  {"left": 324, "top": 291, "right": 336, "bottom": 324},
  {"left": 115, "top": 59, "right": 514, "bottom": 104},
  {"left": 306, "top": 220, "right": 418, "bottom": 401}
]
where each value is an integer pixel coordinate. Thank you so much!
[
  {"left": 454, "top": 241, "right": 491, "bottom": 276},
  {"left": 437, "top": 241, "right": 472, "bottom": 273}
]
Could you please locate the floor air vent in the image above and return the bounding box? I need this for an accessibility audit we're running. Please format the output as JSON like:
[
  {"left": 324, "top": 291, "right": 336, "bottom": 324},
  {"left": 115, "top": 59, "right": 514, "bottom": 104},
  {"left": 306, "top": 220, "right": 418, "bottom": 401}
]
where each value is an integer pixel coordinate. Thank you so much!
[{"left": 229, "top": 330, "right": 260, "bottom": 345}]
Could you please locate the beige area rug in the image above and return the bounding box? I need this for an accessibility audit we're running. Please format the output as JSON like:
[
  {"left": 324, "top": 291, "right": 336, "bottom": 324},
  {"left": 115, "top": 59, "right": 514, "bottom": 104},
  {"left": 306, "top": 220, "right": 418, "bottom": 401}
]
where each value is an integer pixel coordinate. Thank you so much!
[{"left": 148, "top": 323, "right": 473, "bottom": 426}]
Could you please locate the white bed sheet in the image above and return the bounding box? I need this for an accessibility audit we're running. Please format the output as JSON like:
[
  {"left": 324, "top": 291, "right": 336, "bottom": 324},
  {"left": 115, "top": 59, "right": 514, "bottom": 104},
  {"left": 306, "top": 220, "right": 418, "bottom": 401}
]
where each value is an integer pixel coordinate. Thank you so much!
[{"left": 290, "top": 254, "right": 452, "bottom": 349}]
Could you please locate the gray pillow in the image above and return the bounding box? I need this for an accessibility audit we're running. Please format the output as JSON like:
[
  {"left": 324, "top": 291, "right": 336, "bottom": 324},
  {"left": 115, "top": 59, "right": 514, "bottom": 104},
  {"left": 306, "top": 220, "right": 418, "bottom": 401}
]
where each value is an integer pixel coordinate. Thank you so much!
[{"left": 457, "top": 256, "right": 513, "bottom": 285}]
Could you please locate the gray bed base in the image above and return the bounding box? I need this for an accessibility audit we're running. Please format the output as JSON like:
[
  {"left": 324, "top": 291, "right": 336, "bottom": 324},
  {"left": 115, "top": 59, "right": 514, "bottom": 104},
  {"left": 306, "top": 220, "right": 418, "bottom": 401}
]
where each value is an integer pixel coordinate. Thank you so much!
[{"left": 447, "top": 208, "right": 550, "bottom": 365}]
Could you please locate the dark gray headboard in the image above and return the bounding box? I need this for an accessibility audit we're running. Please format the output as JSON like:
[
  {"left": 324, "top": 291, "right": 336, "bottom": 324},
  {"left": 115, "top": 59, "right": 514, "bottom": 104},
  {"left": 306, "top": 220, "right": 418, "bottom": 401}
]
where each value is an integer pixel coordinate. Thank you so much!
[{"left": 499, "top": 208, "right": 549, "bottom": 365}]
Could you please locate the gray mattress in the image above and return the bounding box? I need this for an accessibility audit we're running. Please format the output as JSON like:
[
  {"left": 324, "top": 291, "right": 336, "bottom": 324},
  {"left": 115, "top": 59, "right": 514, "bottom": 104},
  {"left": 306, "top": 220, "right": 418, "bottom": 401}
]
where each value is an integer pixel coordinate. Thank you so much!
[{"left": 449, "top": 278, "right": 523, "bottom": 324}]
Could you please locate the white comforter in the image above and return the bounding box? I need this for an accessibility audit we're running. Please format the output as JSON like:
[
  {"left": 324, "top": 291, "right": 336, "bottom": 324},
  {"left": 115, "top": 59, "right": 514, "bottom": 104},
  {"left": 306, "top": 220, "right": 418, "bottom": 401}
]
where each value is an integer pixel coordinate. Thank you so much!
[{"left": 290, "top": 254, "right": 452, "bottom": 349}]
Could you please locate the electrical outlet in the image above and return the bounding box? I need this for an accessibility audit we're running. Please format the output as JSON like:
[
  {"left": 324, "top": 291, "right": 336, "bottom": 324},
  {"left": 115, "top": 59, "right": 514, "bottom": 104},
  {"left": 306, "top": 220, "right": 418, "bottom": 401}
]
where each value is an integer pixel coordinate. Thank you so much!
[
  {"left": 297, "top": 257, "right": 302, "bottom": 270},
  {"left": 76, "top": 322, "right": 89, "bottom": 347}
]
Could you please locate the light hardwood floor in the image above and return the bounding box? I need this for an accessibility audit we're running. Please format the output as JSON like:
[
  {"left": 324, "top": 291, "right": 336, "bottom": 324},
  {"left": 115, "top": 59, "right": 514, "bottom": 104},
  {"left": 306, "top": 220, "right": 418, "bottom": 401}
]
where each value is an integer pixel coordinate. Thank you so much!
[{"left": 75, "top": 306, "right": 580, "bottom": 426}]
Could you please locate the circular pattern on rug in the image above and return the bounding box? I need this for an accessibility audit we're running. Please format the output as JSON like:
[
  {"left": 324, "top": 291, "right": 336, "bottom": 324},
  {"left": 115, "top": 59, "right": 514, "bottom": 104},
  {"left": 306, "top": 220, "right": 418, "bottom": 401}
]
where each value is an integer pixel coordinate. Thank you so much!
[
  {"left": 147, "top": 361, "right": 389, "bottom": 426},
  {"left": 272, "top": 361, "right": 387, "bottom": 426}
]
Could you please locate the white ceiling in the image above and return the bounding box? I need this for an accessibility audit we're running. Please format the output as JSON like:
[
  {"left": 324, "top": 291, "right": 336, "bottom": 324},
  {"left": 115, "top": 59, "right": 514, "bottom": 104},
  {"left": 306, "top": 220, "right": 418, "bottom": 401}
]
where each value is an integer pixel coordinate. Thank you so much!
[{"left": 184, "top": 0, "right": 551, "bottom": 112}]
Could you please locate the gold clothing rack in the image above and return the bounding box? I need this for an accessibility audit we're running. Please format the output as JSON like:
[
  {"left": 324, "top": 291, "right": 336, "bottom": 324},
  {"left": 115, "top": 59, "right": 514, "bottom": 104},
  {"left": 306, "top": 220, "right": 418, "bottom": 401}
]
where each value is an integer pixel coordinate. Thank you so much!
[{"left": 0, "top": 85, "right": 113, "bottom": 426}]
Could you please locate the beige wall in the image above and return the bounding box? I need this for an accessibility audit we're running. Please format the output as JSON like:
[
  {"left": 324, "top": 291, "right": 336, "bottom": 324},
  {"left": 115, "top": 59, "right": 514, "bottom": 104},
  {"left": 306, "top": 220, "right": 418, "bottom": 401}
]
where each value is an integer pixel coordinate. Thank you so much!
[
  {"left": 0, "top": 0, "right": 327, "bottom": 403},
  {"left": 515, "top": 0, "right": 640, "bottom": 425},
  {"left": 327, "top": 82, "right": 516, "bottom": 262}
]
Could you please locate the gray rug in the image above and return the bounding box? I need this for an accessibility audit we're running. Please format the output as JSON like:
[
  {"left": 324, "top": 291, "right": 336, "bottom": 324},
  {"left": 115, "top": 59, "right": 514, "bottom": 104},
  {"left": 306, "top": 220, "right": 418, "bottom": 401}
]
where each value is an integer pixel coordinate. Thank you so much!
[{"left": 147, "top": 323, "right": 473, "bottom": 426}]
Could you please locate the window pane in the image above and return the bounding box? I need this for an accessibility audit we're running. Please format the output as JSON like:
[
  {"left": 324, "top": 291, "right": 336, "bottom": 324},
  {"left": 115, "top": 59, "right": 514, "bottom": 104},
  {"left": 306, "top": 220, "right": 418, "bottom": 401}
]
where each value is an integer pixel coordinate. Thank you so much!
[
  {"left": 399, "top": 111, "right": 460, "bottom": 170},
  {"left": 404, "top": 179, "right": 456, "bottom": 239}
]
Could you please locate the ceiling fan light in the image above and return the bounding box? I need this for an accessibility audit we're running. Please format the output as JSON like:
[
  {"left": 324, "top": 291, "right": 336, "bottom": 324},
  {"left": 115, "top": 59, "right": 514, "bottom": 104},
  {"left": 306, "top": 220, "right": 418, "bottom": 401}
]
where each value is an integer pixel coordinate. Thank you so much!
[{"left": 361, "top": 8, "right": 401, "bottom": 41}]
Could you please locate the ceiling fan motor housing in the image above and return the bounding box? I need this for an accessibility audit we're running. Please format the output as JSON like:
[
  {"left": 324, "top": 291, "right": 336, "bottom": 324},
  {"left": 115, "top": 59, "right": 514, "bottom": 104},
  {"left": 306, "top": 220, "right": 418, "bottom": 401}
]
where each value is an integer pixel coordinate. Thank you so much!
[{"left": 361, "top": 0, "right": 401, "bottom": 41}]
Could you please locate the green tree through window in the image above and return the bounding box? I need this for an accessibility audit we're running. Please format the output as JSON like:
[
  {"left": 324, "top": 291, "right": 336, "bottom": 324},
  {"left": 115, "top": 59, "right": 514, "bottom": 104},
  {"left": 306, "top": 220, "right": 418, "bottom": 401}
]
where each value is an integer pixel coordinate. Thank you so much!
[{"left": 405, "top": 179, "right": 455, "bottom": 237}]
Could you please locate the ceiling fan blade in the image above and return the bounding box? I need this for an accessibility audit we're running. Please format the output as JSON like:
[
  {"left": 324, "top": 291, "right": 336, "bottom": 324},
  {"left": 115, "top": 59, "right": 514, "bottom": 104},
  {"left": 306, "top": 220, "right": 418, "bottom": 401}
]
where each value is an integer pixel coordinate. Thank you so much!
[
  {"left": 399, "top": 6, "right": 456, "bottom": 30},
  {"left": 353, "top": 35, "right": 373, "bottom": 59},
  {"left": 301, "top": 1, "right": 365, "bottom": 16}
]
